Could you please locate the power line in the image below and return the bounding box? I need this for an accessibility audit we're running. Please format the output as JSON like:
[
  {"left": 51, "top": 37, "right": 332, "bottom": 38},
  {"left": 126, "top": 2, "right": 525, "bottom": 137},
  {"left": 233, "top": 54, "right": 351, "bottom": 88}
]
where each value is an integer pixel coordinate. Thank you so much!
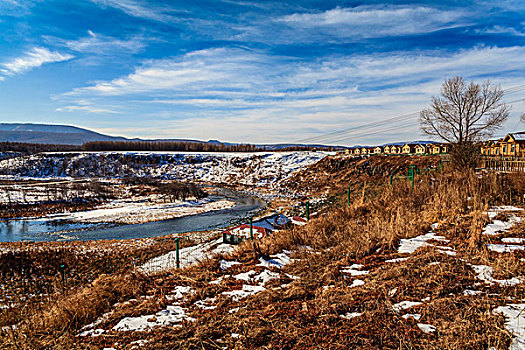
[
  {"left": 294, "top": 84, "right": 525, "bottom": 145},
  {"left": 294, "top": 112, "right": 418, "bottom": 144}
]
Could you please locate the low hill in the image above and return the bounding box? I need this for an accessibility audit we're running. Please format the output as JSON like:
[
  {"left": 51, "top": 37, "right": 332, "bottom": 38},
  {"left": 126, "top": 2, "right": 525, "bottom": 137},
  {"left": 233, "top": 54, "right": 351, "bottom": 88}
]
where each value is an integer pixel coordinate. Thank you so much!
[
  {"left": 0, "top": 123, "right": 130, "bottom": 145},
  {"left": 0, "top": 123, "right": 344, "bottom": 149}
]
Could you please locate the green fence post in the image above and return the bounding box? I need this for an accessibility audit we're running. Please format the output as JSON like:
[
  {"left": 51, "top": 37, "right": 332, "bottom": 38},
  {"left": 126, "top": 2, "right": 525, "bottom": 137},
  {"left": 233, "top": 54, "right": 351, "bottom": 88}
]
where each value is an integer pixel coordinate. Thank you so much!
[
  {"left": 175, "top": 238, "right": 180, "bottom": 268},
  {"left": 306, "top": 201, "right": 310, "bottom": 221},
  {"left": 408, "top": 165, "right": 415, "bottom": 189},
  {"left": 347, "top": 185, "right": 351, "bottom": 207},
  {"left": 60, "top": 264, "right": 66, "bottom": 286},
  {"left": 250, "top": 217, "right": 254, "bottom": 240}
]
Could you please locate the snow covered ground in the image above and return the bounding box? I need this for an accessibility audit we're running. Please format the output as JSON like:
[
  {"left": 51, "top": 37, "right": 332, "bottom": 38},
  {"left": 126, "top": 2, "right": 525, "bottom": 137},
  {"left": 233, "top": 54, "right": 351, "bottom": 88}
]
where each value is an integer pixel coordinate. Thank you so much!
[
  {"left": 47, "top": 197, "right": 235, "bottom": 225},
  {"left": 0, "top": 151, "right": 329, "bottom": 189}
]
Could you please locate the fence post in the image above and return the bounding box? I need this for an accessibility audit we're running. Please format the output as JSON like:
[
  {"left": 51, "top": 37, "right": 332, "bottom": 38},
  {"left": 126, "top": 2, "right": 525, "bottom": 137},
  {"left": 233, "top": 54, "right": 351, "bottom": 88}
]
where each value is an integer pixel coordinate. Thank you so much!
[
  {"left": 175, "top": 238, "right": 180, "bottom": 268},
  {"left": 347, "top": 185, "right": 351, "bottom": 207},
  {"left": 60, "top": 264, "right": 66, "bottom": 286},
  {"left": 306, "top": 201, "right": 310, "bottom": 221},
  {"left": 390, "top": 174, "right": 393, "bottom": 187},
  {"left": 408, "top": 165, "right": 415, "bottom": 189},
  {"left": 250, "top": 217, "right": 254, "bottom": 240}
]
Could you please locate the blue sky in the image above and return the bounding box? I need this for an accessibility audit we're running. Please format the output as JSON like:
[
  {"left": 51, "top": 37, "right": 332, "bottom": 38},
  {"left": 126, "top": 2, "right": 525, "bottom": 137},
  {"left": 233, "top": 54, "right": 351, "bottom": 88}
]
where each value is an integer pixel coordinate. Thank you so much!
[{"left": 0, "top": 0, "right": 524, "bottom": 145}]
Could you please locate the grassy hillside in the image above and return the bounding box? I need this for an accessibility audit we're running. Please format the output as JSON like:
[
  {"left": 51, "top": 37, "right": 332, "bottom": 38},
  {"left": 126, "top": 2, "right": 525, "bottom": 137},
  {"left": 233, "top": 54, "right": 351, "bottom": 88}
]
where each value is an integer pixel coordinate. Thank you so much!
[{"left": 1, "top": 155, "right": 524, "bottom": 349}]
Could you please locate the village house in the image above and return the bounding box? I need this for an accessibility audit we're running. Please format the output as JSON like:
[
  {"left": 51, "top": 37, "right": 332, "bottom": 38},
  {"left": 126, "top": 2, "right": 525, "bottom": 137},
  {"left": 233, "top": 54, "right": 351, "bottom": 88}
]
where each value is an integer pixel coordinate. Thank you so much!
[
  {"left": 415, "top": 144, "right": 426, "bottom": 154},
  {"left": 390, "top": 145, "right": 401, "bottom": 154},
  {"left": 426, "top": 144, "right": 449, "bottom": 155},
  {"left": 373, "top": 146, "right": 383, "bottom": 154},
  {"left": 383, "top": 145, "right": 391, "bottom": 154},
  {"left": 481, "top": 132, "right": 525, "bottom": 157},
  {"left": 402, "top": 144, "right": 415, "bottom": 154},
  {"left": 361, "top": 147, "right": 368, "bottom": 155},
  {"left": 498, "top": 133, "right": 525, "bottom": 156}
]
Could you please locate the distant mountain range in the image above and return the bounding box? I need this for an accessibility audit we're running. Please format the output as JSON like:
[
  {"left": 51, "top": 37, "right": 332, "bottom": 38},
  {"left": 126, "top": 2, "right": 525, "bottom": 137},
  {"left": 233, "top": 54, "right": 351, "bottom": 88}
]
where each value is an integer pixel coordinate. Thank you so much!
[
  {"left": 0, "top": 123, "right": 133, "bottom": 145},
  {"left": 0, "top": 123, "right": 344, "bottom": 149}
]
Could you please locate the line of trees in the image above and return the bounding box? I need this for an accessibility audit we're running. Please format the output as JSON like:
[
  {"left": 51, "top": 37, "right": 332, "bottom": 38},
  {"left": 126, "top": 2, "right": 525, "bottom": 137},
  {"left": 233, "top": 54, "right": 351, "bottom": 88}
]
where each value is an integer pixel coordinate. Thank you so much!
[
  {"left": 82, "top": 141, "right": 261, "bottom": 152},
  {"left": 0, "top": 140, "right": 337, "bottom": 156},
  {"left": 82, "top": 141, "right": 338, "bottom": 152},
  {"left": 0, "top": 142, "right": 80, "bottom": 155}
]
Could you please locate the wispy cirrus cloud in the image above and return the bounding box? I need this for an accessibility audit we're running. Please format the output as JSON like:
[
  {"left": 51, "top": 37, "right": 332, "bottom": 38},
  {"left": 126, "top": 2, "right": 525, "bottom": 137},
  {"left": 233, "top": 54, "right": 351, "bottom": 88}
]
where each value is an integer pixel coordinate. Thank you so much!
[
  {"left": 48, "top": 30, "right": 147, "bottom": 55},
  {"left": 89, "top": 0, "right": 184, "bottom": 23},
  {"left": 278, "top": 6, "right": 467, "bottom": 39},
  {"left": 0, "top": 47, "right": 73, "bottom": 79},
  {"left": 475, "top": 25, "right": 525, "bottom": 36},
  {"left": 57, "top": 45, "right": 525, "bottom": 144},
  {"left": 0, "top": 0, "right": 40, "bottom": 16}
]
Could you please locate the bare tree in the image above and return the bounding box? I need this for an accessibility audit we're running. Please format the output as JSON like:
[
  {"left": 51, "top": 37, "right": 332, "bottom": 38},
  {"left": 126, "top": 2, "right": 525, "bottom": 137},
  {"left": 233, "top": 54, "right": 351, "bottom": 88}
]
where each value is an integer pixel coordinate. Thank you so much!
[{"left": 420, "top": 76, "right": 510, "bottom": 168}]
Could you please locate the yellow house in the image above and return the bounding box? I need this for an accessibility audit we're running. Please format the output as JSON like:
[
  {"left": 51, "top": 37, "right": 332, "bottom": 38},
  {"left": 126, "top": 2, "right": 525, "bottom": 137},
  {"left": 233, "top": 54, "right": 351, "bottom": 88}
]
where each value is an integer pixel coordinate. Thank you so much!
[
  {"left": 499, "top": 133, "right": 525, "bottom": 156},
  {"left": 383, "top": 145, "right": 391, "bottom": 154},
  {"left": 390, "top": 145, "right": 400, "bottom": 154},
  {"left": 361, "top": 147, "right": 368, "bottom": 154},
  {"left": 415, "top": 144, "right": 426, "bottom": 154},
  {"left": 373, "top": 146, "right": 383, "bottom": 154},
  {"left": 427, "top": 144, "right": 449, "bottom": 154},
  {"left": 402, "top": 144, "right": 415, "bottom": 154}
]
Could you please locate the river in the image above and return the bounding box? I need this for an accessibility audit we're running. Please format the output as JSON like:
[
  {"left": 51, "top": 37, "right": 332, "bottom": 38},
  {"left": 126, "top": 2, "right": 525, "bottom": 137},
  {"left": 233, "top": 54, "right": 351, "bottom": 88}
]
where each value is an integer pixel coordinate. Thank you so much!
[{"left": 0, "top": 189, "right": 266, "bottom": 242}]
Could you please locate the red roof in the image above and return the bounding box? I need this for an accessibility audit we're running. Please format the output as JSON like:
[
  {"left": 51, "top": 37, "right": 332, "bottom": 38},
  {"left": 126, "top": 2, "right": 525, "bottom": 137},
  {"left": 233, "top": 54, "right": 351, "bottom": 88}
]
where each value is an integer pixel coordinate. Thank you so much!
[{"left": 223, "top": 224, "right": 267, "bottom": 239}]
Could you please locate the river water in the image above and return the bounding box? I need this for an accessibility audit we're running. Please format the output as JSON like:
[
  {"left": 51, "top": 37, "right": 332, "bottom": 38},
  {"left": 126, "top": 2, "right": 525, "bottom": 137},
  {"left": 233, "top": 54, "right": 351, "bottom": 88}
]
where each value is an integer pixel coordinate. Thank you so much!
[{"left": 0, "top": 190, "right": 265, "bottom": 242}]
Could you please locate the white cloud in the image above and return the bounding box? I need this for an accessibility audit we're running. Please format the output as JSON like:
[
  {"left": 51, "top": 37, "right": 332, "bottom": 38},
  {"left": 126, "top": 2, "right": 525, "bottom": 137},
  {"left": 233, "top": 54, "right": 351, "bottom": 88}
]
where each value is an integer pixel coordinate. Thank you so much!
[
  {"left": 278, "top": 6, "right": 466, "bottom": 39},
  {"left": 65, "top": 48, "right": 273, "bottom": 96},
  {"left": 56, "top": 105, "right": 120, "bottom": 114},
  {"left": 0, "top": 0, "right": 39, "bottom": 16},
  {"left": 50, "top": 30, "right": 147, "bottom": 55},
  {"left": 58, "top": 45, "right": 525, "bottom": 144},
  {"left": 90, "top": 0, "right": 182, "bottom": 23},
  {"left": 55, "top": 99, "right": 120, "bottom": 114},
  {"left": 0, "top": 47, "right": 73, "bottom": 78},
  {"left": 475, "top": 25, "right": 525, "bottom": 36}
]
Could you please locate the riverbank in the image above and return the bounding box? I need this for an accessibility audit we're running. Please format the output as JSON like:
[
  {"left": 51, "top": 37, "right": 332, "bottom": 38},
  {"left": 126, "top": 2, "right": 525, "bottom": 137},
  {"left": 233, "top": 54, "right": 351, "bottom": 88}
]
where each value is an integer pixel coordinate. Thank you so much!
[{"left": 0, "top": 188, "right": 266, "bottom": 242}]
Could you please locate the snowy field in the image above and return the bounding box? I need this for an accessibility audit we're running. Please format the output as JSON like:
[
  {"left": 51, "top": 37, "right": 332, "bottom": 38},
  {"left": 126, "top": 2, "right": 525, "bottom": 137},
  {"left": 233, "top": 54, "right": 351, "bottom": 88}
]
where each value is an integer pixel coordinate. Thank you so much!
[
  {"left": 0, "top": 151, "right": 330, "bottom": 188},
  {"left": 47, "top": 196, "right": 235, "bottom": 225}
]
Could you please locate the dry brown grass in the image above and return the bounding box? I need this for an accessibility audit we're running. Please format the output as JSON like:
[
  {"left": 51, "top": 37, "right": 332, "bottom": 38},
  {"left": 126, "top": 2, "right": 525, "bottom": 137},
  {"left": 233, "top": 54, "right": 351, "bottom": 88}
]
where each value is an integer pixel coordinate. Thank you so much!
[{"left": 3, "top": 160, "right": 525, "bottom": 349}]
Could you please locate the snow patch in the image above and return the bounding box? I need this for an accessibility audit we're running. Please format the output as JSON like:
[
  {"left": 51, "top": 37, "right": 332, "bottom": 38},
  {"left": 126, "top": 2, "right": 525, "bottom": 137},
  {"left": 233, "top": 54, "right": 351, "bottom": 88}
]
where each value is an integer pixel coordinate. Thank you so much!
[
  {"left": 417, "top": 323, "right": 436, "bottom": 333},
  {"left": 392, "top": 301, "right": 422, "bottom": 312},
  {"left": 502, "top": 238, "right": 525, "bottom": 244},
  {"left": 349, "top": 279, "right": 365, "bottom": 288},
  {"left": 486, "top": 244, "right": 524, "bottom": 253},
  {"left": 402, "top": 314, "right": 422, "bottom": 320},
  {"left": 493, "top": 304, "right": 525, "bottom": 350},
  {"left": 340, "top": 312, "right": 362, "bottom": 319},
  {"left": 472, "top": 265, "right": 522, "bottom": 286},
  {"left": 257, "top": 252, "right": 294, "bottom": 268},
  {"left": 222, "top": 285, "right": 266, "bottom": 302},
  {"left": 398, "top": 231, "right": 448, "bottom": 254},
  {"left": 220, "top": 260, "right": 241, "bottom": 270},
  {"left": 341, "top": 264, "right": 369, "bottom": 276},
  {"left": 112, "top": 305, "right": 195, "bottom": 332}
]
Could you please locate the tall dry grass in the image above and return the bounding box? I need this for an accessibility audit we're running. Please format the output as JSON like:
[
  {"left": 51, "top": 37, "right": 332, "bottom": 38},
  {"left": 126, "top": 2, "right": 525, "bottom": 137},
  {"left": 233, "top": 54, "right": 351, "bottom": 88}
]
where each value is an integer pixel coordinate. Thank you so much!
[{"left": 247, "top": 169, "right": 525, "bottom": 270}]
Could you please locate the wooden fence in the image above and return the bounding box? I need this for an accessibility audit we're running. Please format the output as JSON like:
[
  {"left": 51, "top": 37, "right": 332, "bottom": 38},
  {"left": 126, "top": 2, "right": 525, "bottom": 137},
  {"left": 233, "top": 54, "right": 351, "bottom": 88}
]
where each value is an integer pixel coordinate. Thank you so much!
[{"left": 482, "top": 156, "right": 525, "bottom": 172}]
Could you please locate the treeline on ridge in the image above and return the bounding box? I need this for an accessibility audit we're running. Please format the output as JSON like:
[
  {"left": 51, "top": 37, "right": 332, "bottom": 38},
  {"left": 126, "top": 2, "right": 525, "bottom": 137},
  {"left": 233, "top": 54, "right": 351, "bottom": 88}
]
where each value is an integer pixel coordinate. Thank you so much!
[
  {"left": 0, "top": 140, "right": 337, "bottom": 155},
  {"left": 0, "top": 142, "right": 80, "bottom": 155},
  {"left": 82, "top": 141, "right": 338, "bottom": 152},
  {"left": 82, "top": 141, "right": 261, "bottom": 152}
]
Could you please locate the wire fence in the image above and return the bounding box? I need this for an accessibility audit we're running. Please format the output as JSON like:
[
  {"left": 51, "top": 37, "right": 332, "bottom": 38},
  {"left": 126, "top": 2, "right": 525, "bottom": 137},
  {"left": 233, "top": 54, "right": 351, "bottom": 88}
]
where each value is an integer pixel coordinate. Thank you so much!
[{"left": 138, "top": 230, "right": 223, "bottom": 274}]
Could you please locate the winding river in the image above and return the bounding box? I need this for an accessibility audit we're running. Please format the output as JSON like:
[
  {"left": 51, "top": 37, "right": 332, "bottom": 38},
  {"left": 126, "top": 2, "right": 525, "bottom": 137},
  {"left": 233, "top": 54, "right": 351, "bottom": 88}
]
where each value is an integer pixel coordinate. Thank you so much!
[{"left": 0, "top": 189, "right": 266, "bottom": 242}]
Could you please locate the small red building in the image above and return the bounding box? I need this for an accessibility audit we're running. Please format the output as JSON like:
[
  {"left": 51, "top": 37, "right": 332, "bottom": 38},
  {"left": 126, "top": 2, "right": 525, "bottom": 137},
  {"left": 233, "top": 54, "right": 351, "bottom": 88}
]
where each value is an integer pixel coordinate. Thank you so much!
[{"left": 222, "top": 224, "right": 268, "bottom": 244}]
